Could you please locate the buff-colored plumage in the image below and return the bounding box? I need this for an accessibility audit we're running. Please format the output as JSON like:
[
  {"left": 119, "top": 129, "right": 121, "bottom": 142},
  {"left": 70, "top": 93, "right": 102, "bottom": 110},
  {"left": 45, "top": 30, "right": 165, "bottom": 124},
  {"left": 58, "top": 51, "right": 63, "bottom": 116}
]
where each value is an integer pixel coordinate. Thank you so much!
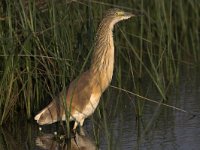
[{"left": 34, "top": 8, "right": 134, "bottom": 129}]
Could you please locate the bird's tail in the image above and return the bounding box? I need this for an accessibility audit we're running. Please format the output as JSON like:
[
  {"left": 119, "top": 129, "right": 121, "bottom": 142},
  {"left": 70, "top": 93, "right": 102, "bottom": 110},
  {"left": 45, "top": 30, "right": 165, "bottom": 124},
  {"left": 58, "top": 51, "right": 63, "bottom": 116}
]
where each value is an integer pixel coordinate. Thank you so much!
[{"left": 34, "top": 100, "right": 63, "bottom": 125}]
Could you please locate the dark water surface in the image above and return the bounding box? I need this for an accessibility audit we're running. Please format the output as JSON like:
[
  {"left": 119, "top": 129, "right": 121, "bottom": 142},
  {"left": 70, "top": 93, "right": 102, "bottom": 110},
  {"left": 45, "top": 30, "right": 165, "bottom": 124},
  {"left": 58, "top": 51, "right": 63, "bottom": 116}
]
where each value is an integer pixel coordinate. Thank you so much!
[{"left": 0, "top": 67, "right": 200, "bottom": 150}]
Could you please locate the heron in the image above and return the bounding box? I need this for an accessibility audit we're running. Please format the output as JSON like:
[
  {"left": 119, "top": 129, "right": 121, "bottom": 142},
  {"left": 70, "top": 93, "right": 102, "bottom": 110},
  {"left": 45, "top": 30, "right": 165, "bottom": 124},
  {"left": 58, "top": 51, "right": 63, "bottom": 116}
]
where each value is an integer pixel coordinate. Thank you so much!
[{"left": 34, "top": 8, "right": 135, "bottom": 130}]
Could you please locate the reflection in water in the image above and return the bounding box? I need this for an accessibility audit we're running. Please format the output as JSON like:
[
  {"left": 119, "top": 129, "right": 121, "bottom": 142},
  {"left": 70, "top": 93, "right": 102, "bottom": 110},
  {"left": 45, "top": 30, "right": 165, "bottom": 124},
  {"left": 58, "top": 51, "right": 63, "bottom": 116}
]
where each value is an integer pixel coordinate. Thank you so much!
[{"left": 36, "top": 128, "right": 97, "bottom": 150}]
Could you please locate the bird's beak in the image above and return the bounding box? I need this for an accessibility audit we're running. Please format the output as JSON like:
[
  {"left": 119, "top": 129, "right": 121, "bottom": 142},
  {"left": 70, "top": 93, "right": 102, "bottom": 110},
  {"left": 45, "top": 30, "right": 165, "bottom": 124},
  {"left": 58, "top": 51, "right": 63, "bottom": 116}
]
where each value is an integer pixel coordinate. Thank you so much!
[
  {"left": 124, "top": 12, "right": 135, "bottom": 18},
  {"left": 125, "top": 11, "right": 144, "bottom": 18}
]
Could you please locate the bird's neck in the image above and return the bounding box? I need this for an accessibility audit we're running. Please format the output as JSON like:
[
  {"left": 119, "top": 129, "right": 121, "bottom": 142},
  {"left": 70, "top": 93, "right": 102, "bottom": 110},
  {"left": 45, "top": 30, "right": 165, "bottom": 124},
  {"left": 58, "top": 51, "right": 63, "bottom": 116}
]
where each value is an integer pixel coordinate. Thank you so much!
[{"left": 90, "top": 18, "right": 115, "bottom": 92}]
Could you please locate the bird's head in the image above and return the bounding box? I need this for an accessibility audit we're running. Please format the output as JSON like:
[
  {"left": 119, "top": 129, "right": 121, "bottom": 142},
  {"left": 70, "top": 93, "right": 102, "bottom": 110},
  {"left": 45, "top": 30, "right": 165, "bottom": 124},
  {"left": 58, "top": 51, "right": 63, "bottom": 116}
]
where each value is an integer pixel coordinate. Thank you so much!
[{"left": 104, "top": 8, "right": 135, "bottom": 26}]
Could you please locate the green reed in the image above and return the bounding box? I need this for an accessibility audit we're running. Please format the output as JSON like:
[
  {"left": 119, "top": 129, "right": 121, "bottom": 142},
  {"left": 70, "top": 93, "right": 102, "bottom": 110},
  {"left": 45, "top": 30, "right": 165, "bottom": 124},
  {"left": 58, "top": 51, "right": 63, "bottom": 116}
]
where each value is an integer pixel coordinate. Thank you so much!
[{"left": 0, "top": 0, "right": 199, "bottom": 126}]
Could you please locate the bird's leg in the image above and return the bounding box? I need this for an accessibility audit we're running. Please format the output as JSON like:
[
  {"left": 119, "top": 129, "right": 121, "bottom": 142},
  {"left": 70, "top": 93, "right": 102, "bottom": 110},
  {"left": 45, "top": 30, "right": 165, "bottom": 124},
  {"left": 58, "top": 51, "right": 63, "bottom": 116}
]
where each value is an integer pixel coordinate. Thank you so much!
[
  {"left": 72, "top": 118, "right": 85, "bottom": 134},
  {"left": 71, "top": 121, "right": 78, "bottom": 137},
  {"left": 72, "top": 119, "right": 85, "bottom": 148},
  {"left": 73, "top": 121, "right": 78, "bottom": 131},
  {"left": 79, "top": 127, "right": 86, "bottom": 136},
  {"left": 79, "top": 118, "right": 85, "bottom": 126}
]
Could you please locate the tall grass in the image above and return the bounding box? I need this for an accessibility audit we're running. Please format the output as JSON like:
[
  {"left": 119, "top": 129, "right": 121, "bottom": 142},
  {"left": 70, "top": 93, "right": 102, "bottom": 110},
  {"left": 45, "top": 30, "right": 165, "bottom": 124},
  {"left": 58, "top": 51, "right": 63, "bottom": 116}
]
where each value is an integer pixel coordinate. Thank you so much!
[{"left": 0, "top": 0, "right": 199, "bottom": 126}]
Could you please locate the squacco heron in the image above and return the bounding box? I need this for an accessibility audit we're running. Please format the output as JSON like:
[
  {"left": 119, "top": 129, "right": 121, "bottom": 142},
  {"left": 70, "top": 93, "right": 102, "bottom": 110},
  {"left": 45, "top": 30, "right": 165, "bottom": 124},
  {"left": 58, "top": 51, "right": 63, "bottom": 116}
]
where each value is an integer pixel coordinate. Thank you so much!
[{"left": 34, "top": 8, "right": 134, "bottom": 130}]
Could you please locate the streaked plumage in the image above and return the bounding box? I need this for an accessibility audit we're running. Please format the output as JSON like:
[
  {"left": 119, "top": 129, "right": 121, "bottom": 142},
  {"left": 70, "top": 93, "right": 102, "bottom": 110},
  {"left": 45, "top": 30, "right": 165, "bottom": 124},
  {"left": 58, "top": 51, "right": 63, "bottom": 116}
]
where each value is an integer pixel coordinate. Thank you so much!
[{"left": 34, "top": 8, "right": 134, "bottom": 129}]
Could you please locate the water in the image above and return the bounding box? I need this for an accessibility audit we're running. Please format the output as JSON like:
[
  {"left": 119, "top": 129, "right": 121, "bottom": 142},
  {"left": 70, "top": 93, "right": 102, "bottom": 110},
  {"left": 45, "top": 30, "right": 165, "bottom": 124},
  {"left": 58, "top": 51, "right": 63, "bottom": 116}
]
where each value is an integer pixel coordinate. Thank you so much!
[{"left": 0, "top": 67, "right": 200, "bottom": 150}]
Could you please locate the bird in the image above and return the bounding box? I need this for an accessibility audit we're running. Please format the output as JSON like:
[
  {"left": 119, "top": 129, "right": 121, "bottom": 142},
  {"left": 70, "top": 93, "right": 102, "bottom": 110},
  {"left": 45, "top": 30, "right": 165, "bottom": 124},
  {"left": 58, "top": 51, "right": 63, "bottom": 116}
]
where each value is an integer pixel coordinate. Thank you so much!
[{"left": 34, "top": 8, "right": 135, "bottom": 130}]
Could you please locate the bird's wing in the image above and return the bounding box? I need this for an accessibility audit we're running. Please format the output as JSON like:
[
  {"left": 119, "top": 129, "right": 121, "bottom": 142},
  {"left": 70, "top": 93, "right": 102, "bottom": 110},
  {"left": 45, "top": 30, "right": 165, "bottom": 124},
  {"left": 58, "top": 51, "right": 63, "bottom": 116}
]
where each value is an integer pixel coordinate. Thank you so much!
[{"left": 65, "top": 70, "right": 93, "bottom": 112}]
